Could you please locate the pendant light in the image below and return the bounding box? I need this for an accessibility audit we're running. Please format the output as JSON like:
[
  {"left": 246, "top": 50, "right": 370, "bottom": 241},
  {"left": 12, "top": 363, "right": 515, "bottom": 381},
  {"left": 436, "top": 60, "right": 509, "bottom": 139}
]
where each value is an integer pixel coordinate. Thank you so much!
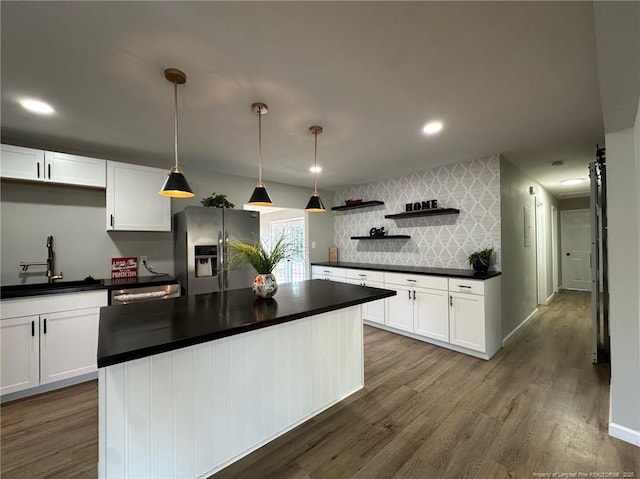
[
  {"left": 248, "top": 102, "right": 273, "bottom": 206},
  {"left": 305, "top": 126, "right": 326, "bottom": 212},
  {"left": 159, "top": 68, "right": 194, "bottom": 198}
]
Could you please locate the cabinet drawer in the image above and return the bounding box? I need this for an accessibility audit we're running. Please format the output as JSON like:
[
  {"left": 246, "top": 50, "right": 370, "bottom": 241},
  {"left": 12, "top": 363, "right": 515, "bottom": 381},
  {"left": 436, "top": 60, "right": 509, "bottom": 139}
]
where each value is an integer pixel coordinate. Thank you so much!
[
  {"left": 312, "top": 266, "right": 346, "bottom": 279},
  {"left": 384, "top": 272, "right": 447, "bottom": 291},
  {"left": 449, "top": 278, "right": 484, "bottom": 295},
  {"left": 345, "top": 269, "right": 384, "bottom": 283}
]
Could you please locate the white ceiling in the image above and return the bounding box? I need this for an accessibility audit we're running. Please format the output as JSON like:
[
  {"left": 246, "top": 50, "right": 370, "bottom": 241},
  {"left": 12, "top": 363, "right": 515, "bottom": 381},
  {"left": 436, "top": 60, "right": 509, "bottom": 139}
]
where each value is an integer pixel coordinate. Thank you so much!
[{"left": 1, "top": 2, "right": 607, "bottom": 198}]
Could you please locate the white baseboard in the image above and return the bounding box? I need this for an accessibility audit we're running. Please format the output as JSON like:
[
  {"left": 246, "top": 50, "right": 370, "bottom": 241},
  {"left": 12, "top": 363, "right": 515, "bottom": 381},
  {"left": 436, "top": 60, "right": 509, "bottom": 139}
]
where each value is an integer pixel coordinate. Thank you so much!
[
  {"left": 609, "top": 422, "right": 640, "bottom": 447},
  {"left": 502, "top": 308, "right": 538, "bottom": 347},
  {"left": 1, "top": 371, "right": 97, "bottom": 404},
  {"left": 545, "top": 291, "right": 555, "bottom": 304}
]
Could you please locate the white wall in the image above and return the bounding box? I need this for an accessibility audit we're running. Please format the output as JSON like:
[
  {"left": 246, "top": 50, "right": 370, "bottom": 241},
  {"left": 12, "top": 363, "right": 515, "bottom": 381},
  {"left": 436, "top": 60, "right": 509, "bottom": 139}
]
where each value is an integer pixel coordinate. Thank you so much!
[
  {"left": 606, "top": 105, "right": 640, "bottom": 441},
  {"left": 0, "top": 181, "right": 174, "bottom": 284},
  {"left": 499, "top": 156, "right": 559, "bottom": 340},
  {"left": 333, "top": 155, "right": 502, "bottom": 270},
  {"left": 558, "top": 196, "right": 590, "bottom": 210}
]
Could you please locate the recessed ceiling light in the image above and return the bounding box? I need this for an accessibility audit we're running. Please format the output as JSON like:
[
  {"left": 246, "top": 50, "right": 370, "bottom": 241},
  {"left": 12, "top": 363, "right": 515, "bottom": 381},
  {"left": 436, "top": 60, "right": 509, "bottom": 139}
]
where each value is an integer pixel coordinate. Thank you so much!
[
  {"left": 422, "top": 121, "right": 443, "bottom": 135},
  {"left": 310, "top": 166, "right": 322, "bottom": 173},
  {"left": 19, "top": 98, "right": 55, "bottom": 115},
  {"left": 560, "top": 178, "right": 585, "bottom": 186}
]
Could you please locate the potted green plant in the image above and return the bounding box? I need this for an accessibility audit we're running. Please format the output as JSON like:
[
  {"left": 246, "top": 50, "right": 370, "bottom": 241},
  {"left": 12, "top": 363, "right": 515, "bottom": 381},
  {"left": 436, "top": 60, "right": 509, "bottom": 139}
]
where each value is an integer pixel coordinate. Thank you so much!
[
  {"left": 200, "top": 192, "right": 235, "bottom": 208},
  {"left": 227, "top": 235, "right": 293, "bottom": 299},
  {"left": 468, "top": 247, "right": 495, "bottom": 273}
]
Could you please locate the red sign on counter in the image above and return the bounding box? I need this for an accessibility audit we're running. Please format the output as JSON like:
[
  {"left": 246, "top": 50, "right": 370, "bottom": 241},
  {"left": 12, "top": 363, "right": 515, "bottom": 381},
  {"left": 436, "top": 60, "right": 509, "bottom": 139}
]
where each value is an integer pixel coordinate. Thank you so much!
[{"left": 111, "top": 257, "right": 137, "bottom": 279}]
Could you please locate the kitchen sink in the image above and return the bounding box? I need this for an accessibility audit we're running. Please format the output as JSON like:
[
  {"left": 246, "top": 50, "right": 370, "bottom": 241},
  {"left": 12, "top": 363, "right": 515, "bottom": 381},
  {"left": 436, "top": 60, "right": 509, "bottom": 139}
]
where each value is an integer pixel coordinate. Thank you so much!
[{"left": 1, "top": 278, "right": 104, "bottom": 298}]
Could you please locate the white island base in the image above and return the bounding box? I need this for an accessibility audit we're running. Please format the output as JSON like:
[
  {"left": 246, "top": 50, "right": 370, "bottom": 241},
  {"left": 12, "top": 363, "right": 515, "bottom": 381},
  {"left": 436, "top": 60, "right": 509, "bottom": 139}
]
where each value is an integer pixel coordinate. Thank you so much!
[{"left": 98, "top": 305, "right": 364, "bottom": 479}]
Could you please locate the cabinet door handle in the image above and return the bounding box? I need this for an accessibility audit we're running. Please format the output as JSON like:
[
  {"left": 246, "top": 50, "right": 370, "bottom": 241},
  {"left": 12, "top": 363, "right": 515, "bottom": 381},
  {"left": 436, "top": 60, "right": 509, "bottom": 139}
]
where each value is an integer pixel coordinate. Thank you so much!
[
  {"left": 408, "top": 290, "right": 411, "bottom": 299},
  {"left": 413, "top": 290, "right": 416, "bottom": 300},
  {"left": 31, "top": 320, "right": 35, "bottom": 337},
  {"left": 450, "top": 295, "right": 453, "bottom": 306},
  {"left": 48, "top": 164, "right": 51, "bottom": 179},
  {"left": 110, "top": 214, "right": 114, "bottom": 227},
  {"left": 36, "top": 163, "right": 40, "bottom": 178},
  {"left": 43, "top": 318, "right": 47, "bottom": 334}
]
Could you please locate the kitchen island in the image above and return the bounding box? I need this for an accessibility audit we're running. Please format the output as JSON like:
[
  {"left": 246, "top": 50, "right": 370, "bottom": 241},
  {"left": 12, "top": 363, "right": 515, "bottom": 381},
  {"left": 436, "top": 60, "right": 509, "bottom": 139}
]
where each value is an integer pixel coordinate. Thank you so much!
[{"left": 97, "top": 279, "right": 395, "bottom": 479}]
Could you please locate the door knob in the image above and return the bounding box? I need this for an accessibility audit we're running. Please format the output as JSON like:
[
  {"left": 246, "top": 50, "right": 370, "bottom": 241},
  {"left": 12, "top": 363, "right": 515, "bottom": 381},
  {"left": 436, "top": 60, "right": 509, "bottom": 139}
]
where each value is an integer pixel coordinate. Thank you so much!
[{"left": 566, "top": 253, "right": 571, "bottom": 256}]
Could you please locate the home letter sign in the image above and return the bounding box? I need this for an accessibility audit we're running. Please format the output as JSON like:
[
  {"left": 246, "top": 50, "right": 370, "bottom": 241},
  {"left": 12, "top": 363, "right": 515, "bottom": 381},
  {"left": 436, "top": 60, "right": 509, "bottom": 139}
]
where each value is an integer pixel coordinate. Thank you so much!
[{"left": 406, "top": 199, "right": 438, "bottom": 212}]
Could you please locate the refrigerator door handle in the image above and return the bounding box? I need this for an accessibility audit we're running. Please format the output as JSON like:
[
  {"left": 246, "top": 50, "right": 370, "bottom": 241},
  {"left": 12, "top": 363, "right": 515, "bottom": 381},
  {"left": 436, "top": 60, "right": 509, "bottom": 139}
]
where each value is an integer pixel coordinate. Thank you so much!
[
  {"left": 224, "top": 231, "right": 230, "bottom": 290},
  {"left": 218, "top": 230, "right": 224, "bottom": 290}
]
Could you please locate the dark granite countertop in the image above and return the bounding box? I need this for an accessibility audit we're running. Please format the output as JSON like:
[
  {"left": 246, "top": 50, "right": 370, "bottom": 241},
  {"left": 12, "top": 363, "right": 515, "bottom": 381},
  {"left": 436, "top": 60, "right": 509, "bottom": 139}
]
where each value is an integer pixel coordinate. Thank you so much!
[
  {"left": 311, "top": 261, "right": 501, "bottom": 280},
  {"left": 97, "top": 279, "right": 396, "bottom": 368},
  {"left": 1, "top": 275, "right": 179, "bottom": 299}
]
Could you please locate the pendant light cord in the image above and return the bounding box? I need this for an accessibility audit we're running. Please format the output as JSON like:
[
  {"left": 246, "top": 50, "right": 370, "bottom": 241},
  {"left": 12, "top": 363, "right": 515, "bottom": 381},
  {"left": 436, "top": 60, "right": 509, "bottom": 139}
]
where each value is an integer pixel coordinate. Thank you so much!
[
  {"left": 313, "top": 130, "right": 319, "bottom": 194},
  {"left": 257, "top": 106, "right": 263, "bottom": 185},
  {"left": 173, "top": 79, "right": 179, "bottom": 169}
]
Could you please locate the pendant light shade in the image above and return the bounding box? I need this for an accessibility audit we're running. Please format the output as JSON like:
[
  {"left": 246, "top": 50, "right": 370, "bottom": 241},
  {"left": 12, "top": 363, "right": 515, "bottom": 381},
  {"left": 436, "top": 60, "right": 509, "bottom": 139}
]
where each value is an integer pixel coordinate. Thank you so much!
[
  {"left": 159, "top": 68, "right": 194, "bottom": 198},
  {"left": 305, "top": 126, "right": 326, "bottom": 212},
  {"left": 248, "top": 103, "right": 273, "bottom": 206},
  {"left": 305, "top": 193, "right": 326, "bottom": 212}
]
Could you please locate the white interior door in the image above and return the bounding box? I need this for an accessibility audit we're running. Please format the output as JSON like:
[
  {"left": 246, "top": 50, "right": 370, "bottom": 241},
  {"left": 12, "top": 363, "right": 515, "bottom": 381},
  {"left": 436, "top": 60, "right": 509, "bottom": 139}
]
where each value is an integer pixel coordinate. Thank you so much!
[{"left": 561, "top": 209, "right": 591, "bottom": 291}]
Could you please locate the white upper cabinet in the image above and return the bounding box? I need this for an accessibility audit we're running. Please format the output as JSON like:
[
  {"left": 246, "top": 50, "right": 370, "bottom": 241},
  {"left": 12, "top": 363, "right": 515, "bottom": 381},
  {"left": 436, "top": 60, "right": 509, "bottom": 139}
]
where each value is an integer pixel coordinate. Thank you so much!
[
  {"left": 0, "top": 144, "right": 106, "bottom": 188},
  {"left": 106, "top": 161, "right": 171, "bottom": 232},
  {"left": 0, "top": 144, "right": 45, "bottom": 181},
  {"left": 44, "top": 151, "right": 106, "bottom": 187}
]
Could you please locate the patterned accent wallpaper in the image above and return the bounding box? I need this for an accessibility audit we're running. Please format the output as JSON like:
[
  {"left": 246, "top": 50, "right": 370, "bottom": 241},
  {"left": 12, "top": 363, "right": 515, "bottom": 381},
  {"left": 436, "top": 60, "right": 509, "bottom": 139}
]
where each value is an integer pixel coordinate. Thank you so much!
[{"left": 333, "top": 155, "right": 501, "bottom": 270}]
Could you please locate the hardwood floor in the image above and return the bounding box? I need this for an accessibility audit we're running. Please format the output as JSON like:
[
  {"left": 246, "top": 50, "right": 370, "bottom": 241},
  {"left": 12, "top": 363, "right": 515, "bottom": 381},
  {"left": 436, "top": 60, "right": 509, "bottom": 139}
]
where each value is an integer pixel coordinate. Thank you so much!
[{"left": 1, "top": 290, "right": 638, "bottom": 478}]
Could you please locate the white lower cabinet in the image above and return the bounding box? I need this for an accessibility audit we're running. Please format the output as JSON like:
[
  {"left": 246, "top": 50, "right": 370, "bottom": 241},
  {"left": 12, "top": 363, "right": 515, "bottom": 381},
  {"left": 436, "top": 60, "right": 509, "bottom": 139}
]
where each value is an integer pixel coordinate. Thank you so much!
[
  {"left": 447, "top": 277, "right": 502, "bottom": 358},
  {"left": 345, "top": 269, "right": 385, "bottom": 325},
  {"left": 310, "top": 265, "right": 502, "bottom": 359},
  {"left": 414, "top": 288, "right": 450, "bottom": 342},
  {"left": 0, "top": 316, "right": 40, "bottom": 395},
  {"left": 0, "top": 290, "right": 107, "bottom": 396},
  {"left": 449, "top": 292, "right": 485, "bottom": 352},
  {"left": 384, "top": 273, "right": 449, "bottom": 339},
  {"left": 385, "top": 284, "right": 414, "bottom": 332},
  {"left": 311, "top": 265, "right": 346, "bottom": 282},
  {"left": 346, "top": 278, "right": 386, "bottom": 325},
  {"left": 379, "top": 271, "right": 501, "bottom": 360},
  {"left": 40, "top": 307, "right": 101, "bottom": 384}
]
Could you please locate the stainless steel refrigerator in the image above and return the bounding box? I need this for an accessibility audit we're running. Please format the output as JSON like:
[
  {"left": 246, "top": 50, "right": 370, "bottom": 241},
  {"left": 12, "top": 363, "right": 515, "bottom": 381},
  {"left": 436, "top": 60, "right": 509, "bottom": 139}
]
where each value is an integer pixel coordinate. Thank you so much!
[{"left": 174, "top": 206, "right": 260, "bottom": 295}]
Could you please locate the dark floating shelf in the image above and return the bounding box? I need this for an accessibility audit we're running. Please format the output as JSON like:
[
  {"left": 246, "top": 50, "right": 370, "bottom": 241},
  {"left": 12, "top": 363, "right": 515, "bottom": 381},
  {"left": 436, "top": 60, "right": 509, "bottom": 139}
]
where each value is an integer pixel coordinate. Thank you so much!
[
  {"left": 351, "top": 235, "right": 411, "bottom": 240},
  {"left": 332, "top": 200, "right": 385, "bottom": 211},
  {"left": 385, "top": 208, "right": 460, "bottom": 219}
]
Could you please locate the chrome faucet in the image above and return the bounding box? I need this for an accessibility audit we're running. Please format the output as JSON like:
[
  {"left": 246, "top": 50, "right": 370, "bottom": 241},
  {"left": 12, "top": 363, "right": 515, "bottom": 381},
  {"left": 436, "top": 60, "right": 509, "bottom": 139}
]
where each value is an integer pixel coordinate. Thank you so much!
[
  {"left": 46, "top": 235, "right": 63, "bottom": 283},
  {"left": 19, "top": 235, "right": 64, "bottom": 282}
]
